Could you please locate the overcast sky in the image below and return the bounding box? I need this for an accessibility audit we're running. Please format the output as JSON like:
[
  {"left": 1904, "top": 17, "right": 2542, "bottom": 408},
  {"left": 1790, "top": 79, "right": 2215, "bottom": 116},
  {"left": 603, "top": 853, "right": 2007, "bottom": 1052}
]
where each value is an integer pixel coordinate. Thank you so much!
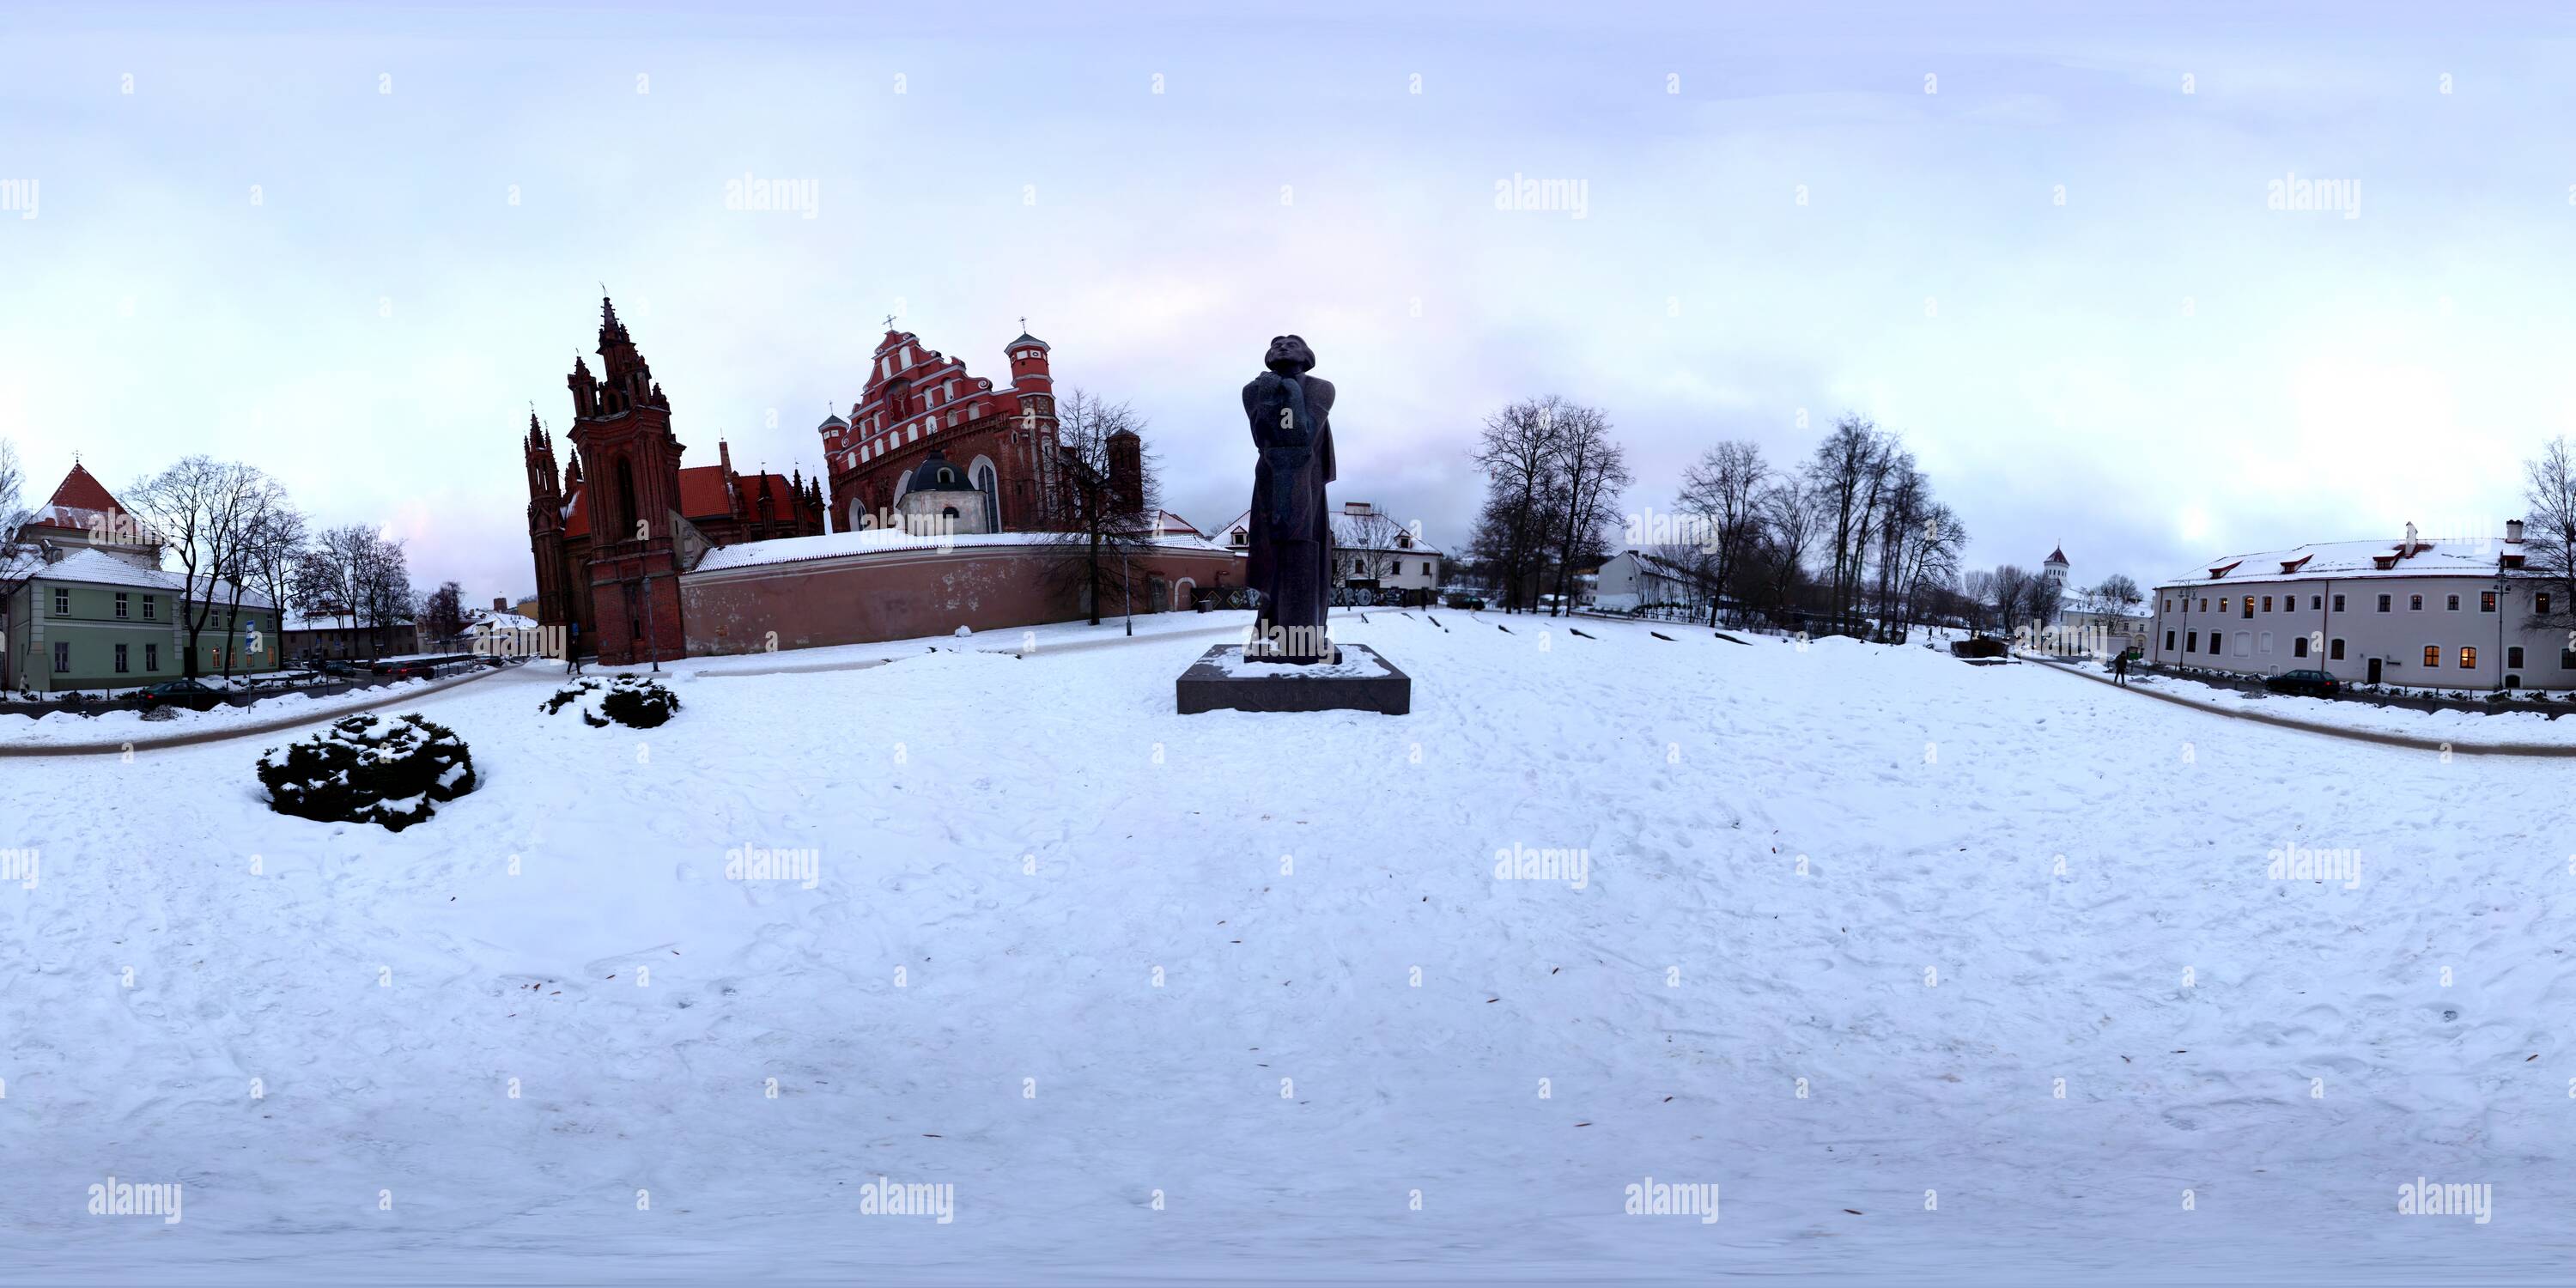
[{"left": 5, "top": 2, "right": 2574, "bottom": 600}]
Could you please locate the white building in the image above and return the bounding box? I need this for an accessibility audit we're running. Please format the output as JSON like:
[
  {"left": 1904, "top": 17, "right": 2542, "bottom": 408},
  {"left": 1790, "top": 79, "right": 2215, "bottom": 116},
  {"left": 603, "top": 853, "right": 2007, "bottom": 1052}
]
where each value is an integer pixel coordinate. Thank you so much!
[
  {"left": 466, "top": 611, "right": 543, "bottom": 658},
  {"left": 1207, "top": 501, "right": 1444, "bottom": 592},
  {"left": 2032, "top": 545, "right": 2150, "bottom": 657},
  {"left": 1591, "top": 550, "right": 1714, "bottom": 614},
  {"left": 2150, "top": 521, "right": 2559, "bottom": 690}
]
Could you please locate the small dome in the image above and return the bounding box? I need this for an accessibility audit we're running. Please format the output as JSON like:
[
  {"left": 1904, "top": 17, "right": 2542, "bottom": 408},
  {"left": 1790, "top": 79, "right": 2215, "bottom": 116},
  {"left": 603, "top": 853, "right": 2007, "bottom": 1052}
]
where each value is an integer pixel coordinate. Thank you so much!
[
  {"left": 905, "top": 449, "right": 978, "bottom": 494},
  {"left": 819, "top": 411, "right": 848, "bottom": 430},
  {"left": 1008, "top": 331, "right": 1049, "bottom": 353}
]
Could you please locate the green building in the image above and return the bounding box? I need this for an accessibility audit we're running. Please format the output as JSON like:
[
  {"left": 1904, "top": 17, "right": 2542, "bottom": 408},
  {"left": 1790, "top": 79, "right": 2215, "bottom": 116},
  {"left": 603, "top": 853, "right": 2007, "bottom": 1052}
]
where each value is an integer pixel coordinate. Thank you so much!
[{"left": 1, "top": 464, "right": 283, "bottom": 696}]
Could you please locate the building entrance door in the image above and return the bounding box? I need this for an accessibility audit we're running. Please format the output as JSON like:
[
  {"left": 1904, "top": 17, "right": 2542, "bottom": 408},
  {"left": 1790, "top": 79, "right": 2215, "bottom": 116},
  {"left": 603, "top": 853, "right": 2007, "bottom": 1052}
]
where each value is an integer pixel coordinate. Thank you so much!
[{"left": 2366, "top": 657, "right": 2383, "bottom": 684}]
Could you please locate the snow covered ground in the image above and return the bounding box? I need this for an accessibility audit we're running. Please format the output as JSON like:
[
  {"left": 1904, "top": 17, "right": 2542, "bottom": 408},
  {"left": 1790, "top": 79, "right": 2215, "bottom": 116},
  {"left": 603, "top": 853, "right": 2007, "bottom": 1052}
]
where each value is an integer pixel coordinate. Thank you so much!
[
  {"left": 0, "top": 676, "right": 451, "bottom": 748},
  {"left": 3, "top": 616, "right": 2571, "bottom": 1283},
  {"left": 2039, "top": 653, "right": 2576, "bottom": 748}
]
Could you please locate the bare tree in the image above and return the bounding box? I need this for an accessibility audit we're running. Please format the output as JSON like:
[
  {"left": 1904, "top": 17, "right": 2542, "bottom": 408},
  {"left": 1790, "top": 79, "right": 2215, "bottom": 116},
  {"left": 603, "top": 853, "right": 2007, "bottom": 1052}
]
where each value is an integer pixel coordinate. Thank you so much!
[
  {"left": 2087, "top": 574, "right": 2143, "bottom": 617},
  {"left": 1990, "top": 564, "right": 2036, "bottom": 640},
  {"left": 1804, "top": 415, "right": 1899, "bottom": 635},
  {"left": 2020, "top": 568, "right": 2063, "bottom": 641},
  {"left": 2523, "top": 437, "right": 2576, "bottom": 640},
  {"left": 297, "top": 524, "right": 414, "bottom": 659},
  {"left": 1544, "top": 403, "right": 1630, "bottom": 617},
  {"left": 1675, "top": 440, "right": 1766, "bottom": 627},
  {"left": 1891, "top": 501, "right": 1966, "bottom": 637},
  {"left": 1753, "top": 478, "right": 1821, "bottom": 621},
  {"left": 0, "top": 439, "right": 27, "bottom": 551},
  {"left": 126, "top": 456, "right": 265, "bottom": 679},
  {"left": 211, "top": 474, "right": 294, "bottom": 677},
  {"left": 0, "top": 440, "right": 32, "bottom": 619},
  {"left": 425, "top": 580, "right": 466, "bottom": 644},
  {"left": 1959, "top": 568, "right": 1998, "bottom": 635},
  {"left": 240, "top": 498, "right": 307, "bottom": 654},
  {"left": 1469, "top": 397, "right": 1572, "bottom": 613},
  {"left": 1043, "top": 388, "right": 1162, "bottom": 626}
]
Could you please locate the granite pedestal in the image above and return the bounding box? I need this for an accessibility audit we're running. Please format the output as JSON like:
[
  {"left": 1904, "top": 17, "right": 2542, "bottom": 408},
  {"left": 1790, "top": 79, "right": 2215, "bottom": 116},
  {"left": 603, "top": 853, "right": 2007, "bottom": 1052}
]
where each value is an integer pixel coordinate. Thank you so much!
[{"left": 1175, "top": 643, "right": 1411, "bottom": 715}]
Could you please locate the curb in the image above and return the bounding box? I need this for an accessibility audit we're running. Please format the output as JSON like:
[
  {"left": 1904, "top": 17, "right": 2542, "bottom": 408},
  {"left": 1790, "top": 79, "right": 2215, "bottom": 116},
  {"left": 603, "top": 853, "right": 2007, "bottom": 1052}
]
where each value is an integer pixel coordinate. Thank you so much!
[
  {"left": 0, "top": 664, "right": 512, "bottom": 758},
  {"left": 2024, "top": 653, "right": 2576, "bottom": 758}
]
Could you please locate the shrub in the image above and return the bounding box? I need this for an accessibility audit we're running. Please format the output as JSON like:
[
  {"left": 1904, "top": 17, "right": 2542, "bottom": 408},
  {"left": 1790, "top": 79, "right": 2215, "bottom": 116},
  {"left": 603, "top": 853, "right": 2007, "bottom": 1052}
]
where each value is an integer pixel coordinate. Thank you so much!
[
  {"left": 257, "top": 713, "right": 476, "bottom": 831},
  {"left": 542, "top": 676, "right": 681, "bottom": 729}
]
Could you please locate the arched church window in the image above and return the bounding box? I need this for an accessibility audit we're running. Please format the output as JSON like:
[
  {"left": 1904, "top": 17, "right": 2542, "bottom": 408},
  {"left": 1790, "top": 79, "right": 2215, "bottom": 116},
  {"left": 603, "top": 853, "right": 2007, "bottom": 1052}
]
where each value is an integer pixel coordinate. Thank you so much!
[{"left": 616, "top": 458, "right": 639, "bottom": 540}]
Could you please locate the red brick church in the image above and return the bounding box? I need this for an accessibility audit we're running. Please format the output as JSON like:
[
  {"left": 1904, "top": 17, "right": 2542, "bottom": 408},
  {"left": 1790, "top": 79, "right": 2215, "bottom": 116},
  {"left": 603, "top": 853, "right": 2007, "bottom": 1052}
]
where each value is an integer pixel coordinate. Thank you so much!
[
  {"left": 524, "top": 298, "right": 1230, "bottom": 665},
  {"left": 819, "top": 322, "right": 1066, "bottom": 536},
  {"left": 524, "top": 298, "right": 827, "bottom": 660}
]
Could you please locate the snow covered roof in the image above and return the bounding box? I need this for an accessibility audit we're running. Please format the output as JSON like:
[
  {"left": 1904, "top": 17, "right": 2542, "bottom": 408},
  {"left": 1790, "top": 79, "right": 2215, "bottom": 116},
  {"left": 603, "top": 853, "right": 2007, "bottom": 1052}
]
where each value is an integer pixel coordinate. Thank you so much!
[
  {"left": 283, "top": 611, "right": 412, "bottom": 631},
  {"left": 471, "top": 612, "right": 540, "bottom": 632},
  {"left": 2158, "top": 536, "right": 2536, "bottom": 589},
  {"left": 1205, "top": 505, "right": 1445, "bottom": 556},
  {"left": 690, "top": 527, "right": 1229, "bottom": 575},
  {"left": 3, "top": 545, "right": 277, "bottom": 609},
  {"left": 1609, "top": 549, "right": 1710, "bottom": 583}
]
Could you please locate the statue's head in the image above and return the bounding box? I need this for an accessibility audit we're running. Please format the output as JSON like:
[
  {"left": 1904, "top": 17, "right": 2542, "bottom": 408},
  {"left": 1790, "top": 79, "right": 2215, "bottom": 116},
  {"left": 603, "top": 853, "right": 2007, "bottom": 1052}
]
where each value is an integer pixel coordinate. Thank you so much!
[{"left": 1264, "top": 335, "right": 1316, "bottom": 374}]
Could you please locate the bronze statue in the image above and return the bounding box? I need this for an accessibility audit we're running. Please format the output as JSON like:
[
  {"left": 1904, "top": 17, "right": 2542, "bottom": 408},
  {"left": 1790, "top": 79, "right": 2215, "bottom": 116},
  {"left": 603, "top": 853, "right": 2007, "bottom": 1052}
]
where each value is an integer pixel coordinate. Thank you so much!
[{"left": 1242, "top": 335, "right": 1337, "bottom": 662}]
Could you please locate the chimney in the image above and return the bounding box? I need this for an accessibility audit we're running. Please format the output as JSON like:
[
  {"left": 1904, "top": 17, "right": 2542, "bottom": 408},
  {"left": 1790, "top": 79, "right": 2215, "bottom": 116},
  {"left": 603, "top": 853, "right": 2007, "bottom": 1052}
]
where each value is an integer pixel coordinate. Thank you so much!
[
  {"left": 2403, "top": 520, "right": 2419, "bottom": 556},
  {"left": 1344, "top": 501, "right": 1371, "bottom": 515},
  {"left": 719, "top": 438, "right": 733, "bottom": 476},
  {"left": 493, "top": 597, "right": 507, "bottom": 612},
  {"left": 2508, "top": 519, "right": 2525, "bottom": 544}
]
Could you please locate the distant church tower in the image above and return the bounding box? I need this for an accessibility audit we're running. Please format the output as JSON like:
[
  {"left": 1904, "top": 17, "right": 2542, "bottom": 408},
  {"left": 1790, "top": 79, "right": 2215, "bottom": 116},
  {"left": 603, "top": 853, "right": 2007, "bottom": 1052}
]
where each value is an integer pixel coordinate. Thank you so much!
[
  {"left": 2043, "top": 544, "right": 2069, "bottom": 586},
  {"left": 565, "top": 295, "right": 690, "bottom": 665}
]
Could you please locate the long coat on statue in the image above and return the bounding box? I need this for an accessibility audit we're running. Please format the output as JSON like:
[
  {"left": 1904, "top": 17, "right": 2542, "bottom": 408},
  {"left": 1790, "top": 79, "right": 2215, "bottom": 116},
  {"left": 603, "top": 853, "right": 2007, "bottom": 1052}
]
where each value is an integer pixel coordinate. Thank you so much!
[{"left": 1242, "top": 340, "right": 1336, "bottom": 660}]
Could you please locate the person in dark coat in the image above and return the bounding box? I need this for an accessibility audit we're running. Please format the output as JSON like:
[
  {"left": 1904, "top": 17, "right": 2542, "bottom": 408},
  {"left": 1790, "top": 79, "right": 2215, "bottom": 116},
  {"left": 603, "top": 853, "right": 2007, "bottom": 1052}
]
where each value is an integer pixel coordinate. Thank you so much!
[
  {"left": 1242, "top": 335, "right": 1337, "bottom": 662},
  {"left": 2112, "top": 649, "right": 2129, "bottom": 686}
]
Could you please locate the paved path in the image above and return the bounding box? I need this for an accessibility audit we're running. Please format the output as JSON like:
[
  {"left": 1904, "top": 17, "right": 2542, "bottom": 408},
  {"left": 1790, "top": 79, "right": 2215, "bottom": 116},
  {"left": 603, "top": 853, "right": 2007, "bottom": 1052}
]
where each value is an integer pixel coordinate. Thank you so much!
[
  {"left": 2026, "top": 653, "right": 2576, "bottom": 758},
  {"left": 0, "top": 664, "right": 519, "bottom": 758}
]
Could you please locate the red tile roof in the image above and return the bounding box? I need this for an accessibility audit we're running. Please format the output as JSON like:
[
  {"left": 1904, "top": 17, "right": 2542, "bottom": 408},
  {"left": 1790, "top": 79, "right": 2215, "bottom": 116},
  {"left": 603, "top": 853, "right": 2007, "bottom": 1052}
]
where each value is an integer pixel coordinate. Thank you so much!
[
  {"left": 676, "top": 465, "right": 733, "bottom": 520},
  {"left": 562, "top": 466, "right": 807, "bottom": 541},
  {"left": 45, "top": 463, "right": 121, "bottom": 513}
]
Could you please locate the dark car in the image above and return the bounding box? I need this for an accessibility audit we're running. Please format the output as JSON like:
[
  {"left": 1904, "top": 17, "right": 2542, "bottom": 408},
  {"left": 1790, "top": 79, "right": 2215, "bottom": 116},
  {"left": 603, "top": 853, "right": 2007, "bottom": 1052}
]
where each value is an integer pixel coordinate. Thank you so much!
[
  {"left": 301, "top": 659, "right": 361, "bottom": 679},
  {"left": 2265, "top": 668, "right": 2341, "bottom": 698},
  {"left": 136, "top": 677, "right": 225, "bottom": 712}
]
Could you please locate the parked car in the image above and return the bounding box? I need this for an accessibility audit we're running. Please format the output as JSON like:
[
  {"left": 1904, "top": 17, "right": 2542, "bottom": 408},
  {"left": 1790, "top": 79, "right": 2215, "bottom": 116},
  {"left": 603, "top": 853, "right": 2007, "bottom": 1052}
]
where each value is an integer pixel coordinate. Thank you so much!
[
  {"left": 297, "top": 659, "right": 361, "bottom": 679},
  {"left": 2264, "top": 669, "right": 2341, "bottom": 698},
  {"left": 136, "top": 677, "right": 225, "bottom": 712}
]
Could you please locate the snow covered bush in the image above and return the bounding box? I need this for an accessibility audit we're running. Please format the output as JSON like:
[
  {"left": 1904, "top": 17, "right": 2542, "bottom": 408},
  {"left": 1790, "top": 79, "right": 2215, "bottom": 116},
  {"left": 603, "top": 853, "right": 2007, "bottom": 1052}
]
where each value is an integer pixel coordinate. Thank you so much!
[
  {"left": 542, "top": 676, "right": 681, "bottom": 729},
  {"left": 256, "top": 713, "right": 477, "bottom": 832}
]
